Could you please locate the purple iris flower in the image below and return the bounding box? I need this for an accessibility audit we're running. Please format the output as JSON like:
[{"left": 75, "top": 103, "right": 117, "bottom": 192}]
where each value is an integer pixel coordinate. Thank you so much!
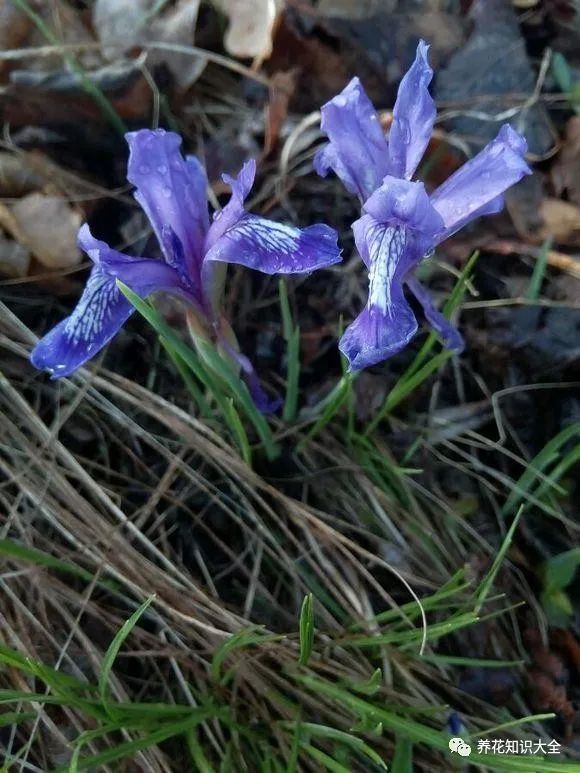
[
  {"left": 31, "top": 129, "right": 341, "bottom": 405},
  {"left": 315, "top": 40, "right": 531, "bottom": 371}
]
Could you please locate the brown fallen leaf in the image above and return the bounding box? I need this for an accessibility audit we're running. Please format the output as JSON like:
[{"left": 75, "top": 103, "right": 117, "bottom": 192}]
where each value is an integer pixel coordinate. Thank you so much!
[
  {"left": 552, "top": 116, "right": 580, "bottom": 207},
  {"left": 264, "top": 69, "right": 297, "bottom": 156},
  {"left": 505, "top": 173, "right": 545, "bottom": 242},
  {"left": 7, "top": 194, "right": 82, "bottom": 269},
  {"left": 0, "top": 152, "right": 45, "bottom": 197},
  {"left": 214, "top": 0, "right": 282, "bottom": 62},
  {"left": 94, "top": 0, "right": 205, "bottom": 91},
  {"left": 538, "top": 198, "right": 580, "bottom": 245},
  {"left": 0, "top": 234, "right": 30, "bottom": 278},
  {"left": 148, "top": 0, "right": 205, "bottom": 91},
  {"left": 93, "top": 0, "right": 151, "bottom": 60},
  {"left": 0, "top": 0, "right": 33, "bottom": 79}
]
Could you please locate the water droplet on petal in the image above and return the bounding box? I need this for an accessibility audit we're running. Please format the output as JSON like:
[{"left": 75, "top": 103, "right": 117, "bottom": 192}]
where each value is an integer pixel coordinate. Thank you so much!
[
  {"left": 157, "top": 164, "right": 168, "bottom": 175},
  {"left": 139, "top": 164, "right": 150, "bottom": 174},
  {"left": 162, "top": 186, "right": 172, "bottom": 198}
]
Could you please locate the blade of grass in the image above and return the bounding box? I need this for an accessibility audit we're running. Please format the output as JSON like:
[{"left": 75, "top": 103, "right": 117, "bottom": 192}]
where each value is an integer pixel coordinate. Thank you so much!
[
  {"left": 224, "top": 397, "right": 252, "bottom": 465},
  {"left": 159, "top": 335, "right": 213, "bottom": 418},
  {"left": 475, "top": 507, "right": 523, "bottom": 614},
  {"left": 391, "top": 736, "right": 412, "bottom": 773},
  {"left": 117, "top": 282, "right": 277, "bottom": 459},
  {"left": 98, "top": 595, "right": 155, "bottom": 716},
  {"left": 279, "top": 279, "right": 301, "bottom": 422},
  {"left": 525, "top": 237, "right": 552, "bottom": 300},
  {"left": 501, "top": 423, "right": 580, "bottom": 515},
  {"left": 364, "top": 350, "right": 453, "bottom": 436},
  {"left": 365, "top": 251, "right": 480, "bottom": 436},
  {"left": 298, "top": 593, "right": 314, "bottom": 666}
]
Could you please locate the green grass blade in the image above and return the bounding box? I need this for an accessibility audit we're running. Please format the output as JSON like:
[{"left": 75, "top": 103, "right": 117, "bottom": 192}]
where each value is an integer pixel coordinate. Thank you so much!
[
  {"left": 0, "top": 539, "right": 93, "bottom": 582},
  {"left": 302, "top": 745, "right": 351, "bottom": 773},
  {"left": 298, "top": 375, "right": 353, "bottom": 449},
  {"left": 525, "top": 237, "right": 552, "bottom": 300},
  {"left": 298, "top": 593, "right": 314, "bottom": 666},
  {"left": 69, "top": 710, "right": 225, "bottom": 771},
  {"left": 98, "top": 595, "right": 155, "bottom": 714},
  {"left": 283, "top": 327, "right": 301, "bottom": 423},
  {"left": 224, "top": 397, "right": 252, "bottom": 465},
  {"left": 117, "top": 282, "right": 278, "bottom": 459},
  {"left": 501, "top": 422, "right": 580, "bottom": 515},
  {"left": 475, "top": 507, "right": 523, "bottom": 614},
  {"left": 391, "top": 736, "right": 412, "bottom": 773},
  {"left": 159, "top": 335, "right": 213, "bottom": 418},
  {"left": 279, "top": 279, "right": 301, "bottom": 422}
]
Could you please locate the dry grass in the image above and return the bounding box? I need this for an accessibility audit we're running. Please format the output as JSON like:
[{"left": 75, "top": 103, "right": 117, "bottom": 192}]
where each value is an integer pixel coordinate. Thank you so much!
[{"left": 1, "top": 299, "right": 577, "bottom": 771}]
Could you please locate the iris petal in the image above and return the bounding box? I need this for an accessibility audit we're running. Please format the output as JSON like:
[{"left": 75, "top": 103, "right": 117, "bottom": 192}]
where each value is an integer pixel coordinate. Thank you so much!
[
  {"left": 204, "top": 159, "right": 256, "bottom": 252},
  {"left": 387, "top": 40, "right": 436, "bottom": 180},
  {"left": 406, "top": 276, "right": 464, "bottom": 352},
  {"left": 341, "top": 217, "right": 418, "bottom": 370},
  {"left": 126, "top": 129, "right": 209, "bottom": 291},
  {"left": 363, "top": 176, "right": 445, "bottom": 239},
  {"left": 314, "top": 77, "right": 390, "bottom": 201},
  {"left": 205, "top": 216, "right": 341, "bottom": 274},
  {"left": 430, "top": 124, "right": 531, "bottom": 241},
  {"left": 31, "top": 225, "right": 185, "bottom": 378},
  {"left": 31, "top": 267, "right": 133, "bottom": 378}
]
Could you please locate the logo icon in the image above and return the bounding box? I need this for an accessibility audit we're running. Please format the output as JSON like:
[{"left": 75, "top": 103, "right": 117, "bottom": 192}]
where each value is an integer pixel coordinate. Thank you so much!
[{"left": 449, "top": 737, "right": 472, "bottom": 757}]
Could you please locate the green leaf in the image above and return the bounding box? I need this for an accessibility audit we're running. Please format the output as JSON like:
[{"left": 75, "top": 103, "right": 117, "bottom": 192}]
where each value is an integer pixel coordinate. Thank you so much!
[
  {"left": 98, "top": 595, "right": 155, "bottom": 715},
  {"left": 211, "top": 627, "right": 282, "bottom": 685},
  {"left": 391, "top": 736, "right": 413, "bottom": 773},
  {"left": 0, "top": 539, "right": 93, "bottom": 582},
  {"left": 117, "top": 281, "right": 278, "bottom": 460},
  {"left": 542, "top": 588, "right": 574, "bottom": 627},
  {"left": 475, "top": 506, "right": 523, "bottom": 614},
  {"left": 279, "top": 279, "right": 301, "bottom": 422},
  {"left": 501, "top": 422, "right": 580, "bottom": 516},
  {"left": 349, "top": 668, "right": 382, "bottom": 695},
  {"left": 299, "top": 593, "right": 314, "bottom": 666},
  {"left": 298, "top": 375, "right": 353, "bottom": 448},
  {"left": 525, "top": 237, "right": 552, "bottom": 300},
  {"left": 544, "top": 548, "right": 580, "bottom": 592}
]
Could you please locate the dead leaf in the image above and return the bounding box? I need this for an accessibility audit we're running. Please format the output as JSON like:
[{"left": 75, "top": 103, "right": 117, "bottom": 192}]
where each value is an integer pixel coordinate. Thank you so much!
[
  {"left": 3, "top": 62, "right": 152, "bottom": 126},
  {"left": 93, "top": 0, "right": 152, "bottom": 61},
  {"left": 436, "top": 0, "right": 555, "bottom": 156},
  {"left": 0, "top": 152, "right": 45, "bottom": 197},
  {"left": 264, "top": 69, "right": 297, "bottom": 156},
  {"left": 214, "top": 0, "right": 282, "bottom": 62},
  {"left": 538, "top": 198, "right": 580, "bottom": 245},
  {"left": 31, "top": 0, "right": 101, "bottom": 70},
  {"left": 505, "top": 173, "right": 545, "bottom": 242},
  {"left": 552, "top": 116, "right": 580, "bottom": 207},
  {"left": 0, "top": 235, "right": 30, "bottom": 278},
  {"left": 317, "top": 0, "right": 394, "bottom": 17},
  {"left": 8, "top": 194, "right": 82, "bottom": 269},
  {"left": 94, "top": 0, "right": 204, "bottom": 91},
  {"left": 0, "top": 0, "right": 33, "bottom": 78},
  {"left": 148, "top": 0, "right": 205, "bottom": 91}
]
